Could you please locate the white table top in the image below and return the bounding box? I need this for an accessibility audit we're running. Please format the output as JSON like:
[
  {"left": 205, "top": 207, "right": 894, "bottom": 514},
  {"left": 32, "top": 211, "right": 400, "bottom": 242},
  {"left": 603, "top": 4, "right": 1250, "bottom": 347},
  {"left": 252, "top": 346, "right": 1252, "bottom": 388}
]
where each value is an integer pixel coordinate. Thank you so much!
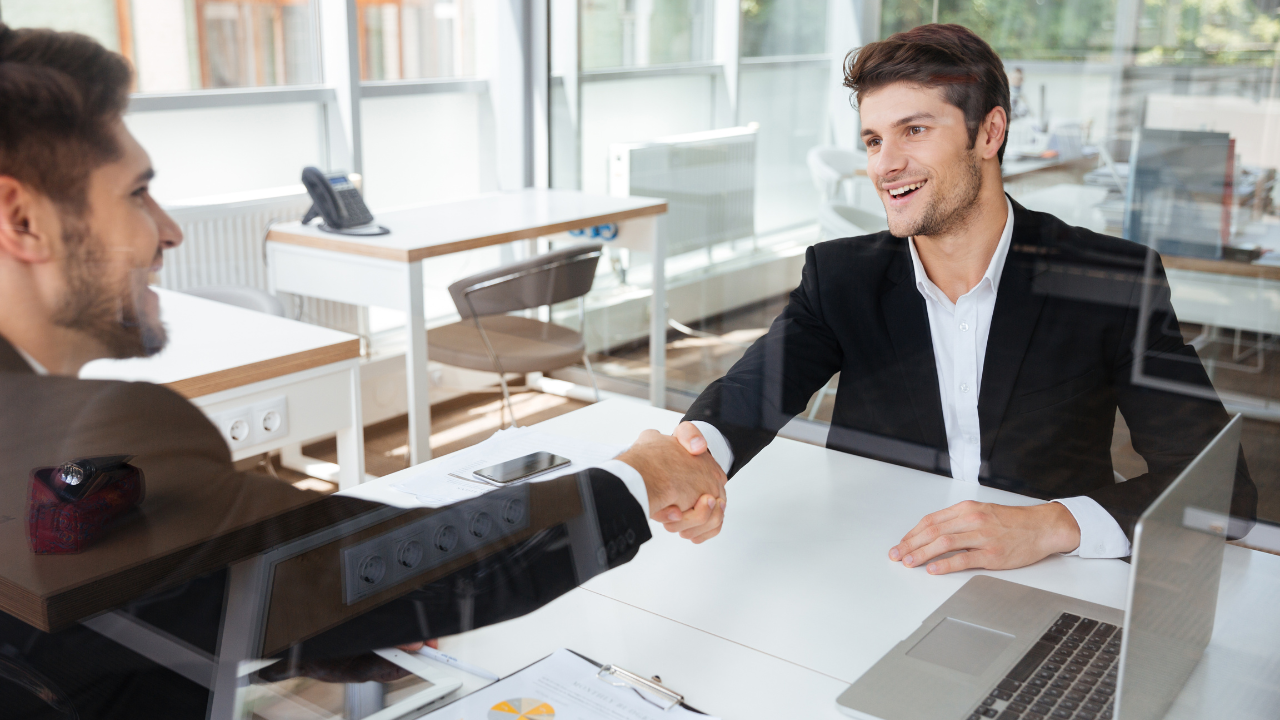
[
  {"left": 348, "top": 399, "right": 1280, "bottom": 719},
  {"left": 81, "top": 288, "right": 359, "bottom": 398},
  {"left": 266, "top": 189, "right": 668, "bottom": 263}
]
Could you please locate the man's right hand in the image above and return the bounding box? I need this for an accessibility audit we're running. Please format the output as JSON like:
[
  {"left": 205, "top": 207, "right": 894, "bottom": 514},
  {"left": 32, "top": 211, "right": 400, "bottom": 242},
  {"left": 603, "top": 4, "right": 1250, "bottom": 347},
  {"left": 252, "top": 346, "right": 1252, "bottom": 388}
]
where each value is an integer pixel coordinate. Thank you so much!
[{"left": 616, "top": 427, "right": 727, "bottom": 543}]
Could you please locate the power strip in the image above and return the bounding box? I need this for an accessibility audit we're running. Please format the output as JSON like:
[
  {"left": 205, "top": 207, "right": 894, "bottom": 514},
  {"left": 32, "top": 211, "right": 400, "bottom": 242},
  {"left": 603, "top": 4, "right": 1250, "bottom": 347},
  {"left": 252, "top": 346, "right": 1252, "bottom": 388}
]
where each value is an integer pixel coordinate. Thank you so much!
[{"left": 340, "top": 486, "right": 531, "bottom": 605}]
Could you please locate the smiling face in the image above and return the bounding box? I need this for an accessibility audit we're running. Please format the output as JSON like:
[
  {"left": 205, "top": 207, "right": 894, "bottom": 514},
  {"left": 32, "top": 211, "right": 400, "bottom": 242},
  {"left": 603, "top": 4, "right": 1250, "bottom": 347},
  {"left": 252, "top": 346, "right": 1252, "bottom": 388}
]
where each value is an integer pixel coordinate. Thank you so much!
[
  {"left": 51, "top": 121, "right": 183, "bottom": 359},
  {"left": 860, "top": 82, "right": 988, "bottom": 239}
]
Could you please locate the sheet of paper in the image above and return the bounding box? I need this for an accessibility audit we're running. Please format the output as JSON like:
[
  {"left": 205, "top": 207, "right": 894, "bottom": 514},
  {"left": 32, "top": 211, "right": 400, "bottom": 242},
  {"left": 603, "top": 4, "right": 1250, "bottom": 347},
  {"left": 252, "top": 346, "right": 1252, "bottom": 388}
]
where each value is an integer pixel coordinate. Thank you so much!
[
  {"left": 390, "top": 427, "right": 627, "bottom": 508},
  {"left": 422, "top": 648, "right": 717, "bottom": 720}
]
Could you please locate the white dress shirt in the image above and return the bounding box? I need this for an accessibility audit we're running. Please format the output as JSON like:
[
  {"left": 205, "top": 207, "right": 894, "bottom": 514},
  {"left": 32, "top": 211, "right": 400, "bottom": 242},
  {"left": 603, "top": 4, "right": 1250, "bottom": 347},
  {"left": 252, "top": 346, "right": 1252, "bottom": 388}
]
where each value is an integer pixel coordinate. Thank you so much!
[{"left": 693, "top": 198, "right": 1132, "bottom": 558}]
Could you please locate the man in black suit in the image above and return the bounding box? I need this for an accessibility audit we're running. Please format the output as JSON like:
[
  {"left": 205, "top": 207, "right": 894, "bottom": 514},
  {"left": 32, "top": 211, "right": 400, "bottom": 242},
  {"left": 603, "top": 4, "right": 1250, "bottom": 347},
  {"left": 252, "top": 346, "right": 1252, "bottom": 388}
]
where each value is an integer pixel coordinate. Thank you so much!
[
  {"left": 658, "top": 24, "right": 1256, "bottom": 572},
  {"left": 0, "top": 23, "right": 722, "bottom": 718}
]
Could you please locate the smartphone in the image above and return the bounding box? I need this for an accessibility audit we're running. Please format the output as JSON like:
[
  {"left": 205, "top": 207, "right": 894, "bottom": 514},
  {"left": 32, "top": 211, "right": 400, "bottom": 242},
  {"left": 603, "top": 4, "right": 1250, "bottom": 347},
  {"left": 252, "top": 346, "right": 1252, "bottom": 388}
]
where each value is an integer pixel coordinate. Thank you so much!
[{"left": 473, "top": 452, "right": 570, "bottom": 485}]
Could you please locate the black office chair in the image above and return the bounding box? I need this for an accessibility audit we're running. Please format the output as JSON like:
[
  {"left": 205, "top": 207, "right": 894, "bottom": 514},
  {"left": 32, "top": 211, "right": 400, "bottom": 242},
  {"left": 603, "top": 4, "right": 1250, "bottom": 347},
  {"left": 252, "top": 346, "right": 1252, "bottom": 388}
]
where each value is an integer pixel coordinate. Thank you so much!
[{"left": 426, "top": 244, "right": 604, "bottom": 427}]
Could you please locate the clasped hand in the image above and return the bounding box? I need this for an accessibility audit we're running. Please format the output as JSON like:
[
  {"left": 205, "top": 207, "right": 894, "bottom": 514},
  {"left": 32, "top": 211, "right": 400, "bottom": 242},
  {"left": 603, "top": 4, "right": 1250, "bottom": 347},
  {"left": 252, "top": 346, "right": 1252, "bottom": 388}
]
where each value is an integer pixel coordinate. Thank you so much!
[
  {"left": 888, "top": 500, "right": 1082, "bottom": 575},
  {"left": 617, "top": 422, "right": 727, "bottom": 544}
]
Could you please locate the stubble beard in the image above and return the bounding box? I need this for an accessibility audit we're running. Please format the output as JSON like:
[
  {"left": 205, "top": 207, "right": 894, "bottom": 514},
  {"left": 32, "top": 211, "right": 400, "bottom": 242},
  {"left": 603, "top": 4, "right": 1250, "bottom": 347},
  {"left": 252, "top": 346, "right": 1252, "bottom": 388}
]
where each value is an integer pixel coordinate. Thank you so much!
[
  {"left": 51, "top": 218, "right": 168, "bottom": 360},
  {"left": 892, "top": 149, "right": 985, "bottom": 239}
]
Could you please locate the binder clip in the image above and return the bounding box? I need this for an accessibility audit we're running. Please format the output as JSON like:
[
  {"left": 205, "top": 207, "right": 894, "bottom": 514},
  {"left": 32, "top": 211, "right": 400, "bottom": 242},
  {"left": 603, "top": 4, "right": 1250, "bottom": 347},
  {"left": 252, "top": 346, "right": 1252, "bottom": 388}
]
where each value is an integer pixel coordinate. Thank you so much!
[{"left": 597, "top": 664, "right": 683, "bottom": 711}]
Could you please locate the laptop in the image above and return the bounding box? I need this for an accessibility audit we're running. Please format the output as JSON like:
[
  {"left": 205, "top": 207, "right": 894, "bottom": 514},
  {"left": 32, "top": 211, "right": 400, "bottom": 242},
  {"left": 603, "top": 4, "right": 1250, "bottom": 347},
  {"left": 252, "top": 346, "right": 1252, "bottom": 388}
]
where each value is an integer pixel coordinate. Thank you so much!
[{"left": 837, "top": 414, "right": 1243, "bottom": 720}]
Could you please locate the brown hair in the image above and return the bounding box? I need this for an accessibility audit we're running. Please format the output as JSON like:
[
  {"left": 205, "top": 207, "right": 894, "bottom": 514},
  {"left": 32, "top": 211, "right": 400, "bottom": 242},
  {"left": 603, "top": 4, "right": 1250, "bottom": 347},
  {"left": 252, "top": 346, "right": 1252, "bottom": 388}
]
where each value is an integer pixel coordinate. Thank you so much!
[
  {"left": 843, "top": 24, "right": 1011, "bottom": 163},
  {"left": 0, "top": 24, "right": 133, "bottom": 216}
]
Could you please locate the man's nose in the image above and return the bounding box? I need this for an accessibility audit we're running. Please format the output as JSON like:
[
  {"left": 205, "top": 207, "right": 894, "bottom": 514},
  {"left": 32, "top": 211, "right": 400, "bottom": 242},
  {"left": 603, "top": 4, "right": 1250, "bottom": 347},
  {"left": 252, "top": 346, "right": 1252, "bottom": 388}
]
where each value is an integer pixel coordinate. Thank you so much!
[
  {"left": 871, "top": 140, "right": 907, "bottom": 182},
  {"left": 151, "top": 200, "right": 184, "bottom": 250}
]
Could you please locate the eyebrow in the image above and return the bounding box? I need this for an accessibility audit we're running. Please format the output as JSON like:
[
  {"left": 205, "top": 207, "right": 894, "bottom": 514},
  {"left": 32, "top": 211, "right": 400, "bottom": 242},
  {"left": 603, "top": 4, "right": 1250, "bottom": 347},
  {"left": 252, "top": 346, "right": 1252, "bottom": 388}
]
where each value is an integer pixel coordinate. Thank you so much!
[
  {"left": 133, "top": 167, "right": 156, "bottom": 184},
  {"left": 861, "top": 112, "right": 937, "bottom": 137}
]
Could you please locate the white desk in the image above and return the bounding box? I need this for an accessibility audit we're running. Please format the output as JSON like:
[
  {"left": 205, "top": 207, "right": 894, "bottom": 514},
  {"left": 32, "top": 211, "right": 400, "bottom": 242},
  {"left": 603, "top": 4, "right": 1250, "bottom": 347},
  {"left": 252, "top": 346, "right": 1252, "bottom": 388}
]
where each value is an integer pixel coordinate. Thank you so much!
[
  {"left": 81, "top": 288, "right": 367, "bottom": 488},
  {"left": 266, "top": 189, "right": 669, "bottom": 467},
  {"left": 345, "top": 399, "right": 1280, "bottom": 719}
]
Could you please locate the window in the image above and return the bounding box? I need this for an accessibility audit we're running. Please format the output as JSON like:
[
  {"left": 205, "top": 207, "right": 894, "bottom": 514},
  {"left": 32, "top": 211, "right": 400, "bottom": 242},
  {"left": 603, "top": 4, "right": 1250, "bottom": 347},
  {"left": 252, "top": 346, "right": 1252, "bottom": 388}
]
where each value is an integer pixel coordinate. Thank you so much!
[
  {"left": 879, "top": 0, "right": 1118, "bottom": 62},
  {"left": 1136, "top": 0, "right": 1280, "bottom": 66},
  {"left": 357, "top": 0, "right": 477, "bottom": 81},
  {"left": 739, "top": 0, "right": 827, "bottom": 58},
  {"left": 0, "top": 0, "right": 321, "bottom": 92},
  {"left": 580, "top": 0, "right": 715, "bottom": 70}
]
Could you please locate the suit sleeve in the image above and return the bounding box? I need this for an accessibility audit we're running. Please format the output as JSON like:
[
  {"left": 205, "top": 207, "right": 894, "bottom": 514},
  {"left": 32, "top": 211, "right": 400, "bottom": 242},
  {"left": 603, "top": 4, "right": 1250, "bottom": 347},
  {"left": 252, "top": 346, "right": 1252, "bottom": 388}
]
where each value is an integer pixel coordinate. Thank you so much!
[
  {"left": 290, "top": 467, "right": 651, "bottom": 659},
  {"left": 1091, "top": 253, "right": 1257, "bottom": 543},
  {"left": 682, "top": 244, "right": 844, "bottom": 477}
]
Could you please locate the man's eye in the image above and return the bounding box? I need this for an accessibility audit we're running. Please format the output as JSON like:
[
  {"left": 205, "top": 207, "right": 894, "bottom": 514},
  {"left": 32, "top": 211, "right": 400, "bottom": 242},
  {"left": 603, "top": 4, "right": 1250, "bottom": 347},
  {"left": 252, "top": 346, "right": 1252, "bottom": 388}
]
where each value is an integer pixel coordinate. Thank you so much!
[
  {"left": 132, "top": 186, "right": 149, "bottom": 198},
  {"left": 866, "top": 138, "right": 881, "bottom": 148},
  {"left": 908, "top": 126, "right": 925, "bottom": 135}
]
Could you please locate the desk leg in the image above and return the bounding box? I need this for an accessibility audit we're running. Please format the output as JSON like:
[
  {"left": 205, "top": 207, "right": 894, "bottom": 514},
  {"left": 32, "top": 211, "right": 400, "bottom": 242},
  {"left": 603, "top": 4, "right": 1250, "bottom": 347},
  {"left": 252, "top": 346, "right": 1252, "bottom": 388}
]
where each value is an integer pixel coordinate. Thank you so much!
[
  {"left": 648, "top": 217, "right": 667, "bottom": 408},
  {"left": 336, "top": 362, "right": 367, "bottom": 489},
  {"left": 208, "top": 557, "right": 268, "bottom": 720},
  {"left": 405, "top": 260, "right": 433, "bottom": 465}
]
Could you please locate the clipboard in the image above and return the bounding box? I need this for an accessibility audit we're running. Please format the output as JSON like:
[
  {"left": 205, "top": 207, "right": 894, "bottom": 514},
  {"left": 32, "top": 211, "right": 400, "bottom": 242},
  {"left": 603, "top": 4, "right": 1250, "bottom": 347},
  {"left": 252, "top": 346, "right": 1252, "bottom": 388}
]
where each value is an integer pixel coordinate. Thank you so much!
[
  {"left": 419, "top": 647, "right": 711, "bottom": 717},
  {"left": 569, "top": 649, "right": 710, "bottom": 715}
]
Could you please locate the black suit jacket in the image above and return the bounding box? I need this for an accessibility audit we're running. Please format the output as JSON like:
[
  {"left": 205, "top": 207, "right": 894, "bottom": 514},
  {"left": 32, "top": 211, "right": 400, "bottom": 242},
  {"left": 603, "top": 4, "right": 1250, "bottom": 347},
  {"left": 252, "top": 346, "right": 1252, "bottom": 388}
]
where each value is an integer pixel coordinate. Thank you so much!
[
  {"left": 684, "top": 198, "right": 1256, "bottom": 542},
  {"left": 0, "top": 335, "right": 650, "bottom": 718}
]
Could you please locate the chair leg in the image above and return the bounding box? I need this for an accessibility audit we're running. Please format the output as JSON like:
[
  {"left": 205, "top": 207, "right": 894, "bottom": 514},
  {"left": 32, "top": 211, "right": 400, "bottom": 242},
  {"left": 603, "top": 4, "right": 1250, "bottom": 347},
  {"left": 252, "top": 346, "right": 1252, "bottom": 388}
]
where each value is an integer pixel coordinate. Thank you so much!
[
  {"left": 582, "top": 353, "right": 602, "bottom": 403},
  {"left": 497, "top": 372, "right": 516, "bottom": 428}
]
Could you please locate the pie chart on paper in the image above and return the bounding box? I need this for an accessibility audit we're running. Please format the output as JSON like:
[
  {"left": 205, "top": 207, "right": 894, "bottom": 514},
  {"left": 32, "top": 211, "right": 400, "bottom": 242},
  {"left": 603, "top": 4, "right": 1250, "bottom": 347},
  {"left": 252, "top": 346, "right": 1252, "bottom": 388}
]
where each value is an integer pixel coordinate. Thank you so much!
[{"left": 488, "top": 698, "right": 555, "bottom": 720}]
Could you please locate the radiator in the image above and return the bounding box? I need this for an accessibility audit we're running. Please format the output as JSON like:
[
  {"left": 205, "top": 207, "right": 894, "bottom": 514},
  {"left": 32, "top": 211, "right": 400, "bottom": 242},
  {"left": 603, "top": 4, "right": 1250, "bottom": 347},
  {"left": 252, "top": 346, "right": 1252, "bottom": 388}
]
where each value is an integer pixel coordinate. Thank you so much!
[
  {"left": 608, "top": 126, "right": 757, "bottom": 258},
  {"left": 158, "top": 186, "right": 361, "bottom": 333}
]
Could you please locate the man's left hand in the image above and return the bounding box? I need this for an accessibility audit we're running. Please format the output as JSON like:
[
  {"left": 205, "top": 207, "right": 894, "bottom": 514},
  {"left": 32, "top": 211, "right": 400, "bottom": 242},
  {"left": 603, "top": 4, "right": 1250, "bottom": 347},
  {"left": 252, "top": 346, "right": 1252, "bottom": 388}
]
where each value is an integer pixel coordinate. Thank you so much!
[{"left": 889, "top": 501, "right": 1081, "bottom": 575}]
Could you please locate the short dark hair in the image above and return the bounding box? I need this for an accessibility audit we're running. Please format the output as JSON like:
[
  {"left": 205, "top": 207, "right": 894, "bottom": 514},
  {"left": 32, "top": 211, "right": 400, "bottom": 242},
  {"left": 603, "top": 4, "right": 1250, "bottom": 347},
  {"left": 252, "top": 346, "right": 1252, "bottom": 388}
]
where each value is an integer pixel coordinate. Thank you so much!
[
  {"left": 843, "top": 24, "right": 1011, "bottom": 163},
  {"left": 0, "top": 24, "right": 133, "bottom": 215}
]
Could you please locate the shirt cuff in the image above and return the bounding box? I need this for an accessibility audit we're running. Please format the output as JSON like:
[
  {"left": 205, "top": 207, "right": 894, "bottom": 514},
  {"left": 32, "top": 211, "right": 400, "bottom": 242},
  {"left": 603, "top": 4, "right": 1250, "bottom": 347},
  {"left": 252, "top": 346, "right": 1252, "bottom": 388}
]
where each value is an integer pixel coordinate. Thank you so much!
[
  {"left": 691, "top": 421, "right": 734, "bottom": 475},
  {"left": 597, "top": 459, "right": 649, "bottom": 518},
  {"left": 1052, "top": 497, "right": 1132, "bottom": 559}
]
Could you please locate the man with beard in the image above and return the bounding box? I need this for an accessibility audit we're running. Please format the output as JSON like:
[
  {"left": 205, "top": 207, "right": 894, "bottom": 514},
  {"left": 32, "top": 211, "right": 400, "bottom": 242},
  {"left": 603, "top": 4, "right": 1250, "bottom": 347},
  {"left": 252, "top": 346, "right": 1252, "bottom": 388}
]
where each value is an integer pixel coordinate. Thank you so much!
[
  {"left": 655, "top": 24, "right": 1256, "bottom": 572},
  {"left": 0, "top": 23, "right": 723, "bottom": 719}
]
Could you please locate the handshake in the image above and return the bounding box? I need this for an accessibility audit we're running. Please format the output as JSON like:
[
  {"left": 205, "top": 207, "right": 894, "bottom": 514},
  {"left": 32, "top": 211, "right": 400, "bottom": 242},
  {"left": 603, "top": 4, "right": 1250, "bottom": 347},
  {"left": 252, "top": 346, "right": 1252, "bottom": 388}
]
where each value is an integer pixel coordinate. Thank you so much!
[{"left": 616, "top": 423, "right": 727, "bottom": 544}]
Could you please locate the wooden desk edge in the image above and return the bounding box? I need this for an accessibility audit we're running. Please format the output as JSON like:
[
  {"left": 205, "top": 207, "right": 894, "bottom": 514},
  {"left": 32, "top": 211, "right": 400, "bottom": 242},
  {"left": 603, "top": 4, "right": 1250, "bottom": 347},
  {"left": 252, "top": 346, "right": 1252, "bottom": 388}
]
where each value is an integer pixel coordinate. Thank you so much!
[
  {"left": 1163, "top": 255, "right": 1280, "bottom": 282},
  {"left": 265, "top": 202, "right": 669, "bottom": 263},
  {"left": 168, "top": 338, "right": 361, "bottom": 398}
]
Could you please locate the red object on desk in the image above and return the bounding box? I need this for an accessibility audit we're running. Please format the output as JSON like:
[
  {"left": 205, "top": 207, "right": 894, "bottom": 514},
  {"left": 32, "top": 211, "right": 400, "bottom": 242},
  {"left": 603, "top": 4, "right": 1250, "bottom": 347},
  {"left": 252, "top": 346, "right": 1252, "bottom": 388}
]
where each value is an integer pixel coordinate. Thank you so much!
[{"left": 27, "top": 466, "right": 145, "bottom": 554}]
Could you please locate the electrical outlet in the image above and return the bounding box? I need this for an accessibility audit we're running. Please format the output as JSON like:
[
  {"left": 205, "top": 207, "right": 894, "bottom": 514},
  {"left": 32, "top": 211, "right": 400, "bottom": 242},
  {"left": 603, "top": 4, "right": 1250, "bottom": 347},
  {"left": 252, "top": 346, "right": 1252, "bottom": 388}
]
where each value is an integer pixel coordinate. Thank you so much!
[
  {"left": 210, "top": 408, "right": 256, "bottom": 451},
  {"left": 251, "top": 396, "right": 289, "bottom": 445}
]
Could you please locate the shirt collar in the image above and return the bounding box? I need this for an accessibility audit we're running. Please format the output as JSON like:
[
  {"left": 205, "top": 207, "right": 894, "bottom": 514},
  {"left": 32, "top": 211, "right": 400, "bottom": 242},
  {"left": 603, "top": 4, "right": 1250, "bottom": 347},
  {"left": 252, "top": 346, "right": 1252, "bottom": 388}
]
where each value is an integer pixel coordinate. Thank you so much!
[
  {"left": 14, "top": 345, "right": 49, "bottom": 376},
  {"left": 908, "top": 196, "right": 1015, "bottom": 306}
]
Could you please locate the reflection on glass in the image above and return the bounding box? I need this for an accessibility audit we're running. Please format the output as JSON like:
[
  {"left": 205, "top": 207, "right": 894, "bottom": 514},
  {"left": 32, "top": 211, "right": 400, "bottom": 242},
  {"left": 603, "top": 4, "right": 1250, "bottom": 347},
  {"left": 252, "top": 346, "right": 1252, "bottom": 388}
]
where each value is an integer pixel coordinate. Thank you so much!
[
  {"left": 581, "top": 0, "right": 714, "bottom": 70},
  {"left": 0, "top": 0, "right": 321, "bottom": 91},
  {"left": 359, "top": 0, "right": 476, "bottom": 81},
  {"left": 880, "top": 0, "right": 1117, "bottom": 61},
  {"left": 739, "top": 0, "right": 827, "bottom": 58}
]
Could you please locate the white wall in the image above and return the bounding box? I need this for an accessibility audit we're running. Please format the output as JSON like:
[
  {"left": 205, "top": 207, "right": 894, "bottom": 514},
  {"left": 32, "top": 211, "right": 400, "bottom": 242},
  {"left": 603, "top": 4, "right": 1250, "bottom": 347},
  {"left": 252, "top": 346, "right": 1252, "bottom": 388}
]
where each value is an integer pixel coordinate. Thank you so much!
[
  {"left": 125, "top": 102, "right": 324, "bottom": 203},
  {"left": 359, "top": 91, "right": 487, "bottom": 210}
]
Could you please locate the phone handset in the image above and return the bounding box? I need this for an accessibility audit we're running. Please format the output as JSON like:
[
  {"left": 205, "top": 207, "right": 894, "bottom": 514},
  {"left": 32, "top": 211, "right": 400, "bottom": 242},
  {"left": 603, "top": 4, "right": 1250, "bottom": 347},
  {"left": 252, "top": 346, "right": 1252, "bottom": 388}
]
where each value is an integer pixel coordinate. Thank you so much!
[{"left": 300, "top": 166, "right": 389, "bottom": 236}]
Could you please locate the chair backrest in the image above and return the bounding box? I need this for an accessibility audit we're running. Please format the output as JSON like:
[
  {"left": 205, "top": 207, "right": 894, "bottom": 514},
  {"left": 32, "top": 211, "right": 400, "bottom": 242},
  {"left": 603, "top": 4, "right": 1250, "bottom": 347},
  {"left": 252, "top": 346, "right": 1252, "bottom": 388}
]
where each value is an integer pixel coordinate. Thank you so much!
[
  {"left": 183, "top": 284, "right": 286, "bottom": 317},
  {"left": 806, "top": 146, "right": 867, "bottom": 201},
  {"left": 448, "top": 243, "right": 604, "bottom": 319}
]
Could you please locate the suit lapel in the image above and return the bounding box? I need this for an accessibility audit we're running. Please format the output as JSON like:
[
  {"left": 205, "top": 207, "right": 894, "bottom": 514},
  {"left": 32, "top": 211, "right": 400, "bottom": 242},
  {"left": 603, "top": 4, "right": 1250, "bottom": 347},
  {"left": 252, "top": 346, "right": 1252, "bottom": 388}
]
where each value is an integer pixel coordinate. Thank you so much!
[
  {"left": 880, "top": 245, "right": 949, "bottom": 455},
  {"left": 0, "top": 335, "right": 35, "bottom": 374},
  {"left": 978, "top": 200, "right": 1048, "bottom": 462}
]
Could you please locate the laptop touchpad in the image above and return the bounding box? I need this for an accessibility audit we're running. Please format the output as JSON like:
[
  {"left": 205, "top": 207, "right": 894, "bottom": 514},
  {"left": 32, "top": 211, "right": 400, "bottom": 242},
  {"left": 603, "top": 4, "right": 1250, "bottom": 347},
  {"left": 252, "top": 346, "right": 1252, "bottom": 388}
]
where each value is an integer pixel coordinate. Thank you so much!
[{"left": 906, "top": 617, "right": 1015, "bottom": 675}]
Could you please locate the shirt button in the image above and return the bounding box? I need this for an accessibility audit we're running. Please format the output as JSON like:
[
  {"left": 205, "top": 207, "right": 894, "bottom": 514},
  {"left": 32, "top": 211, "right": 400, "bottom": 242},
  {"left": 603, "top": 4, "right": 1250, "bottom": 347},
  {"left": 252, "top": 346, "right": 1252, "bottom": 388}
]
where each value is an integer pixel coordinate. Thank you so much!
[
  {"left": 960, "top": 383, "right": 970, "bottom": 393},
  {"left": 959, "top": 322, "right": 969, "bottom": 331}
]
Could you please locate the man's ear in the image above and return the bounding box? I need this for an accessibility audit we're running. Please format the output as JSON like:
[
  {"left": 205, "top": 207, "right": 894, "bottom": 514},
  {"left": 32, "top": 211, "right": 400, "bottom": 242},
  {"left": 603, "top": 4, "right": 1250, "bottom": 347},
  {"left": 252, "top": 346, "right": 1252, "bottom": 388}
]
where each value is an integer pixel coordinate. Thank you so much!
[
  {"left": 0, "top": 176, "right": 57, "bottom": 264},
  {"left": 979, "top": 106, "right": 1008, "bottom": 161}
]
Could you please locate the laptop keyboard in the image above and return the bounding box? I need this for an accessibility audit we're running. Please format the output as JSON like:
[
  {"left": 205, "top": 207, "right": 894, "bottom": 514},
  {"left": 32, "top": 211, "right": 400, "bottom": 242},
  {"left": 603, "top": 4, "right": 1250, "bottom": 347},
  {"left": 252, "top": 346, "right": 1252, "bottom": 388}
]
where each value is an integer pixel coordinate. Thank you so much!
[{"left": 967, "top": 612, "right": 1121, "bottom": 720}]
